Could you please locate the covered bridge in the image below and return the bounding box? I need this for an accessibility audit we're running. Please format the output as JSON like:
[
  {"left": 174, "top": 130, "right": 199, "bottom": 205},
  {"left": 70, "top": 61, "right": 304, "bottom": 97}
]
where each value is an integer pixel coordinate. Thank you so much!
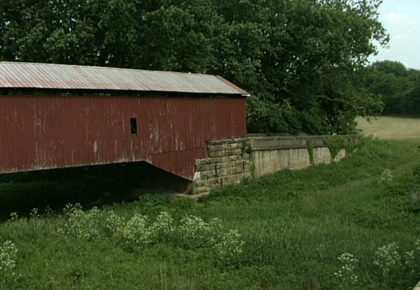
[{"left": 0, "top": 62, "right": 248, "bottom": 180}]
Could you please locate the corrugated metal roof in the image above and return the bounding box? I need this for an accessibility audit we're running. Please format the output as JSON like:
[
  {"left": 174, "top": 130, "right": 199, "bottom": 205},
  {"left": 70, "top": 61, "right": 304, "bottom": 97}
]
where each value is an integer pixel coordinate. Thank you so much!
[{"left": 0, "top": 61, "right": 250, "bottom": 96}]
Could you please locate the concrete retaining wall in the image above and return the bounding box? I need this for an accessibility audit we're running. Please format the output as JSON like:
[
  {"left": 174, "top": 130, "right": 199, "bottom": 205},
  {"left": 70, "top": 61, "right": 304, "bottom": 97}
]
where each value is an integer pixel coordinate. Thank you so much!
[
  {"left": 192, "top": 135, "right": 351, "bottom": 194},
  {"left": 249, "top": 136, "right": 346, "bottom": 178}
]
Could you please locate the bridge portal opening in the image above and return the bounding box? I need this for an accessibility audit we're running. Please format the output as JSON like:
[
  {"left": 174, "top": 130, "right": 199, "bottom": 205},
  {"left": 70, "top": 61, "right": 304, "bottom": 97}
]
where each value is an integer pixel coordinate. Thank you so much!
[{"left": 0, "top": 161, "right": 191, "bottom": 219}]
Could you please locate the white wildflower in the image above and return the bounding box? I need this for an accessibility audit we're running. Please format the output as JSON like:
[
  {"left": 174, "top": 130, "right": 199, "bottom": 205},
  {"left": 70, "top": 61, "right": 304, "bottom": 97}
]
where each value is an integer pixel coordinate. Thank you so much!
[
  {"left": 104, "top": 211, "right": 124, "bottom": 236},
  {"left": 150, "top": 212, "right": 175, "bottom": 242},
  {"left": 213, "top": 229, "right": 245, "bottom": 265},
  {"left": 0, "top": 241, "right": 18, "bottom": 281},
  {"left": 177, "top": 215, "right": 215, "bottom": 248},
  {"left": 373, "top": 242, "right": 401, "bottom": 274},
  {"left": 121, "top": 214, "right": 152, "bottom": 245},
  {"left": 58, "top": 205, "right": 102, "bottom": 240},
  {"left": 379, "top": 168, "right": 393, "bottom": 184},
  {"left": 9, "top": 212, "right": 18, "bottom": 221},
  {"left": 334, "top": 253, "right": 359, "bottom": 287}
]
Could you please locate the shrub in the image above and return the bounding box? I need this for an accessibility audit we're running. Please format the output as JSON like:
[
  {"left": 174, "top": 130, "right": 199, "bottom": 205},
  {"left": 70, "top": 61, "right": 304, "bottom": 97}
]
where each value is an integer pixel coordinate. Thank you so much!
[
  {"left": 58, "top": 204, "right": 102, "bottom": 240},
  {"left": 120, "top": 214, "right": 153, "bottom": 247},
  {"left": 149, "top": 211, "right": 175, "bottom": 243},
  {"left": 103, "top": 211, "right": 125, "bottom": 237},
  {"left": 213, "top": 229, "right": 245, "bottom": 267},
  {"left": 176, "top": 215, "right": 217, "bottom": 249}
]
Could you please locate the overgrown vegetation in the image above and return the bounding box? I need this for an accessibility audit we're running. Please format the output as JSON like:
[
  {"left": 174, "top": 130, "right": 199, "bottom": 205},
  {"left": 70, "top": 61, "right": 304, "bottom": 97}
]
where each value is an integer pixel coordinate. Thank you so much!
[
  {"left": 57, "top": 206, "right": 244, "bottom": 267},
  {"left": 0, "top": 139, "right": 419, "bottom": 289},
  {"left": 306, "top": 137, "right": 315, "bottom": 165},
  {"left": 0, "top": 0, "right": 388, "bottom": 134},
  {"left": 323, "top": 136, "right": 362, "bottom": 159}
]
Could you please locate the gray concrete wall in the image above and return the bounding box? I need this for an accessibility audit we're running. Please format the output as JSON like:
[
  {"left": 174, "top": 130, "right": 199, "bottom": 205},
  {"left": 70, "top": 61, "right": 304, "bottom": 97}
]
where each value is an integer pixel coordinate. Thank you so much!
[
  {"left": 249, "top": 136, "right": 347, "bottom": 178},
  {"left": 252, "top": 146, "right": 345, "bottom": 178},
  {"left": 192, "top": 135, "right": 351, "bottom": 194}
]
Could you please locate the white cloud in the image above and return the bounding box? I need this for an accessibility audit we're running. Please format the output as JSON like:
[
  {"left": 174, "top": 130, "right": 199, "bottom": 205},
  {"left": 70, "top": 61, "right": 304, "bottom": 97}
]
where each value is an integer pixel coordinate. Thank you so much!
[
  {"left": 385, "top": 12, "right": 409, "bottom": 23},
  {"left": 370, "top": 0, "right": 420, "bottom": 69}
]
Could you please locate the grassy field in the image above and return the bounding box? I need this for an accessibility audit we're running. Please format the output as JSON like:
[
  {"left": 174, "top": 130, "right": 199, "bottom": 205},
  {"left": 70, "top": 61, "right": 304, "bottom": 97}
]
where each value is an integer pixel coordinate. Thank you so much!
[
  {"left": 0, "top": 138, "right": 419, "bottom": 289},
  {"left": 357, "top": 116, "right": 420, "bottom": 140}
]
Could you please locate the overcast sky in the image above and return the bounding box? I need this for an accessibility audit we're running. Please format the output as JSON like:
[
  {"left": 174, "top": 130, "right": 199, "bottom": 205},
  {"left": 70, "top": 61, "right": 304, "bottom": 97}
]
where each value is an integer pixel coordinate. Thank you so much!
[{"left": 369, "top": 0, "right": 420, "bottom": 69}]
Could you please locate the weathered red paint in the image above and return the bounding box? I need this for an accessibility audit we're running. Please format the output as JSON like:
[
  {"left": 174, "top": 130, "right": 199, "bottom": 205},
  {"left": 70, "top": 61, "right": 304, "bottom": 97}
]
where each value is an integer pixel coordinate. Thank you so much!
[{"left": 0, "top": 95, "right": 246, "bottom": 180}]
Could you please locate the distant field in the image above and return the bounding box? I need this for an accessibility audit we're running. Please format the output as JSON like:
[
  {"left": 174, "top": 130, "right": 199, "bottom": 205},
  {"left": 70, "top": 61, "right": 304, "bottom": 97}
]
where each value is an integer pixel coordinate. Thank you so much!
[{"left": 357, "top": 116, "right": 420, "bottom": 140}]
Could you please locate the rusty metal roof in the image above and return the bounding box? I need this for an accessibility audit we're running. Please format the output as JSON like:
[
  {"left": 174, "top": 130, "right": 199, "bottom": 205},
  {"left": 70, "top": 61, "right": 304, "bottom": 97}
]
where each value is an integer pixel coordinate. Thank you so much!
[{"left": 0, "top": 62, "right": 250, "bottom": 96}]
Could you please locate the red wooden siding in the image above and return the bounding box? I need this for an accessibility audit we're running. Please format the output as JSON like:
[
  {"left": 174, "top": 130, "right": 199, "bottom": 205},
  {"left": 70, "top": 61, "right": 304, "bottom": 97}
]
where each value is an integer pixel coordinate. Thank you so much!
[{"left": 0, "top": 95, "right": 246, "bottom": 180}]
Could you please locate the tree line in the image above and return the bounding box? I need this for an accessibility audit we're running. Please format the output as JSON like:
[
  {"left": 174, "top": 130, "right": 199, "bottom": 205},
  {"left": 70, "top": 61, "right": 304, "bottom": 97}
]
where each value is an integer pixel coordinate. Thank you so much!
[
  {"left": 0, "top": 0, "right": 388, "bottom": 134},
  {"left": 364, "top": 61, "right": 420, "bottom": 116}
]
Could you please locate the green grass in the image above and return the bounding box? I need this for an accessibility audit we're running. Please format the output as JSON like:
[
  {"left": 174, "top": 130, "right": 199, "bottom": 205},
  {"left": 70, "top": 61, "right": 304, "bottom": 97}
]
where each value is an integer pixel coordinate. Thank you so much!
[{"left": 0, "top": 138, "right": 419, "bottom": 289}]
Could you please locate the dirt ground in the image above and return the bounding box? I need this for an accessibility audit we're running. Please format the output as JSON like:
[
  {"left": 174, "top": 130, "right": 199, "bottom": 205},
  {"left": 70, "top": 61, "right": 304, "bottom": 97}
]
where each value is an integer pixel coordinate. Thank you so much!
[{"left": 356, "top": 116, "right": 420, "bottom": 140}]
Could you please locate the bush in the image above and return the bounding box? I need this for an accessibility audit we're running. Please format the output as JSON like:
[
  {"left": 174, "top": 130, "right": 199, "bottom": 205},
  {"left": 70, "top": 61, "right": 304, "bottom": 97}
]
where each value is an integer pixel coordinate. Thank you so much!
[
  {"left": 58, "top": 204, "right": 103, "bottom": 240},
  {"left": 120, "top": 214, "right": 153, "bottom": 247}
]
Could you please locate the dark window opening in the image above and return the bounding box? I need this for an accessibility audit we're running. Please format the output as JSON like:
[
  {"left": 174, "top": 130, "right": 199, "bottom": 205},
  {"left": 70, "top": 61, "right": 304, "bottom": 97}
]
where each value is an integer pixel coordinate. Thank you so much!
[{"left": 130, "top": 118, "right": 138, "bottom": 134}]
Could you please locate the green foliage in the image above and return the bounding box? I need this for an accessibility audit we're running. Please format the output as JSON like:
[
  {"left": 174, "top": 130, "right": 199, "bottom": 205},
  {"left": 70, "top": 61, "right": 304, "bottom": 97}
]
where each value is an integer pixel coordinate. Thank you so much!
[
  {"left": 235, "top": 0, "right": 388, "bottom": 134},
  {"left": 306, "top": 137, "right": 315, "bottom": 165},
  {"left": 247, "top": 96, "right": 302, "bottom": 134},
  {"left": 364, "top": 60, "right": 420, "bottom": 116},
  {"left": 240, "top": 140, "right": 253, "bottom": 156},
  {"left": 0, "top": 0, "right": 388, "bottom": 134},
  {"left": 323, "top": 136, "right": 363, "bottom": 159}
]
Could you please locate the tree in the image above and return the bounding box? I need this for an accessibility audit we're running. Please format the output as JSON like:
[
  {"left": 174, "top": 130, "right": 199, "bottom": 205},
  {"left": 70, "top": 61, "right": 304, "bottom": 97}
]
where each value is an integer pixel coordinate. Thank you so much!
[
  {"left": 364, "top": 61, "right": 420, "bottom": 116},
  {"left": 209, "top": 0, "right": 388, "bottom": 133},
  {"left": 0, "top": 0, "right": 389, "bottom": 134}
]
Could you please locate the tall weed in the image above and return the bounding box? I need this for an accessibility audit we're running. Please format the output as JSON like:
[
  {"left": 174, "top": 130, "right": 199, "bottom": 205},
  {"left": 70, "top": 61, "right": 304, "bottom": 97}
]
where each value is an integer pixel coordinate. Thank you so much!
[
  {"left": 0, "top": 240, "right": 18, "bottom": 287},
  {"left": 335, "top": 240, "right": 420, "bottom": 289},
  {"left": 58, "top": 204, "right": 103, "bottom": 240}
]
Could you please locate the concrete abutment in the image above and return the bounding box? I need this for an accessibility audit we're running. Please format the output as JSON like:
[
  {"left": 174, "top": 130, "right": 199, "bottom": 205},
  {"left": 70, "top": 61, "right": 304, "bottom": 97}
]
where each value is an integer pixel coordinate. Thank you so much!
[{"left": 192, "top": 135, "right": 353, "bottom": 195}]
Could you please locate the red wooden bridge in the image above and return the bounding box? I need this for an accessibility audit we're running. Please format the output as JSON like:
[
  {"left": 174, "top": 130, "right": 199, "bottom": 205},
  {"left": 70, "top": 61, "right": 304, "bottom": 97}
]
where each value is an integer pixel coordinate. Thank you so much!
[{"left": 0, "top": 62, "right": 248, "bottom": 180}]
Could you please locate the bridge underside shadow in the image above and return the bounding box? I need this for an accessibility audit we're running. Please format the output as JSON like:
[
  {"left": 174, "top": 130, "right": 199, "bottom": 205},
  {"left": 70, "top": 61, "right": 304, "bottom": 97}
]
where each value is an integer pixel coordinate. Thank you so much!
[{"left": 0, "top": 161, "right": 191, "bottom": 219}]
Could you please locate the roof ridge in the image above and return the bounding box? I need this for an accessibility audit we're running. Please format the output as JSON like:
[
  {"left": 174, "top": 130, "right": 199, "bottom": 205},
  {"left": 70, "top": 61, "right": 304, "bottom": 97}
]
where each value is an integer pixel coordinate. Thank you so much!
[
  {"left": 0, "top": 61, "right": 217, "bottom": 78},
  {"left": 0, "top": 62, "right": 250, "bottom": 97}
]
